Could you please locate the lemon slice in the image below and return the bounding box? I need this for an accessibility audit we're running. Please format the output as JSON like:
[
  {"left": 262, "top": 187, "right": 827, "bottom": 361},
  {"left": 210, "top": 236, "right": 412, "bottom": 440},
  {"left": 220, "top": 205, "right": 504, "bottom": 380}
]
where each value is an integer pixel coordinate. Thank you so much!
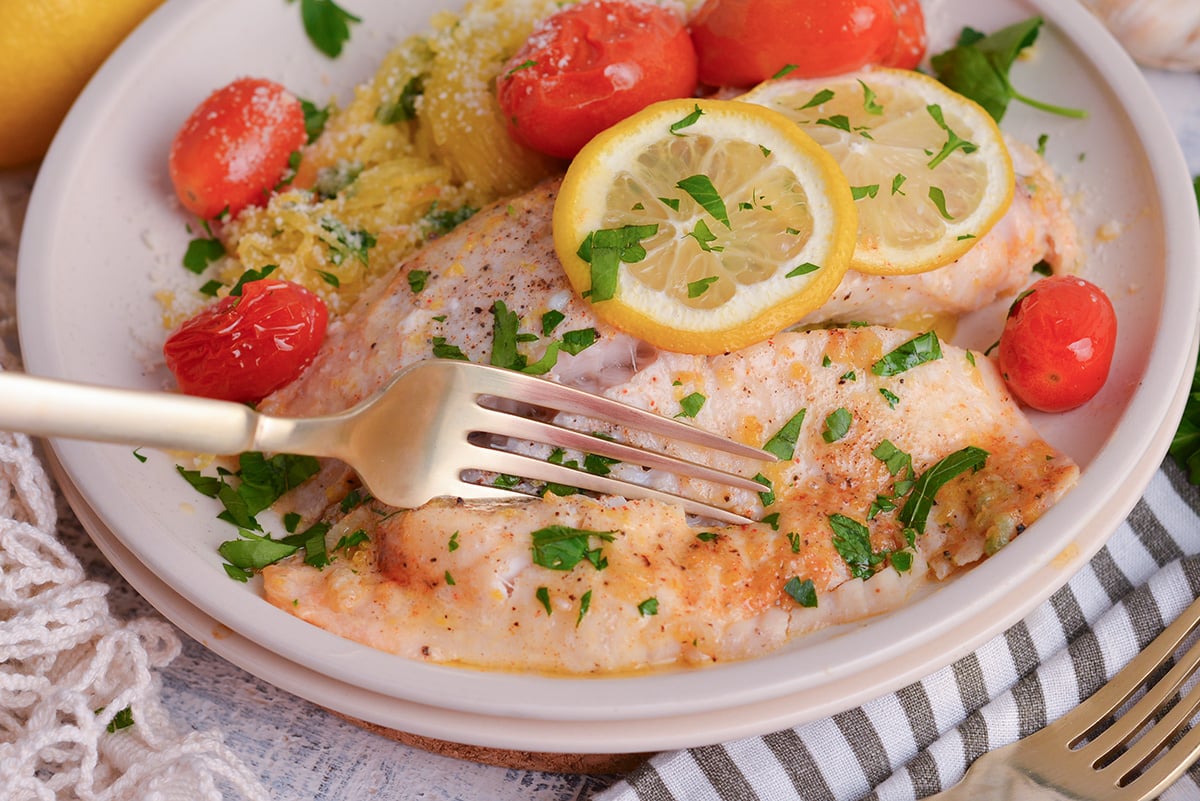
[
  {"left": 553, "top": 98, "right": 857, "bottom": 355},
  {"left": 740, "top": 67, "right": 1014, "bottom": 275}
]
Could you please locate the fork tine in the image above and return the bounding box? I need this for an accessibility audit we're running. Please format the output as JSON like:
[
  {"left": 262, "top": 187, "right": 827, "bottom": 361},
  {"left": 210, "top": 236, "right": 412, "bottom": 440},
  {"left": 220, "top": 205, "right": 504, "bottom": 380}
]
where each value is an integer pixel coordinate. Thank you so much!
[
  {"left": 1099, "top": 633, "right": 1200, "bottom": 786},
  {"left": 451, "top": 360, "right": 777, "bottom": 463},
  {"left": 471, "top": 406, "right": 767, "bottom": 493},
  {"left": 1121, "top": 703, "right": 1200, "bottom": 798},
  {"left": 466, "top": 446, "right": 756, "bottom": 525},
  {"left": 1053, "top": 596, "right": 1200, "bottom": 746}
]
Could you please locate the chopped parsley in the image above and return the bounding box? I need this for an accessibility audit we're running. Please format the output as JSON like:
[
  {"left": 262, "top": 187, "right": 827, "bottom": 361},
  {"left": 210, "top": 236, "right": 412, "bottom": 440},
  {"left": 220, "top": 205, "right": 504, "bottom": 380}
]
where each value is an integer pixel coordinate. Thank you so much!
[
  {"left": 871, "top": 331, "right": 943, "bottom": 376},
  {"left": 676, "top": 392, "right": 706, "bottom": 419},
  {"left": 541, "top": 309, "right": 566, "bottom": 336},
  {"left": 424, "top": 203, "right": 477, "bottom": 237},
  {"left": 536, "top": 586, "right": 552, "bottom": 615},
  {"left": 753, "top": 473, "right": 775, "bottom": 507},
  {"left": 784, "top": 576, "right": 818, "bottom": 607},
  {"left": 859, "top": 80, "right": 884, "bottom": 115},
  {"left": 677, "top": 174, "right": 731, "bottom": 228},
  {"left": 530, "top": 525, "right": 616, "bottom": 571},
  {"left": 763, "top": 408, "right": 807, "bottom": 460},
  {"left": 561, "top": 328, "right": 598, "bottom": 355},
  {"left": 506, "top": 59, "right": 537, "bottom": 77},
  {"left": 448, "top": 531, "right": 460, "bottom": 552},
  {"left": 577, "top": 590, "right": 592, "bottom": 625},
  {"left": 182, "top": 223, "right": 224, "bottom": 274},
  {"left": 407, "top": 269, "right": 429, "bottom": 294},
  {"left": 637, "top": 597, "right": 659, "bottom": 616},
  {"left": 822, "top": 407, "right": 852, "bottom": 443},
  {"left": 786, "top": 262, "right": 821, "bottom": 278},
  {"left": 926, "top": 104, "right": 978, "bottom": 169},
  {"left": 300, "top": 98, "right": 330, "bottom": 143},
  {"left": 898, "top": 446, "right": 989, "bottom": 534},
  {"left": 576, "top": 223, "right": 658, "bottom": 302},
  {"left": 686, "top": 219, "right": 723, "bottom": 253},
  {"left": 852, "top": 184, "right": 880, "bottom": 200},
  {"left": 799, "top": 88, "right": 835, "bottom": 108},
  {"left": 928, "top": 186, "right": 955, "bottom": 220},
  {"left": 431, "top": 336, "right": 468, "bottom": 360},
  {"left": 687, "top": 275, "right": 720, "bottom": 297},
  {"left": 669, "top": 104, "right": 704, "bottom": 135},
  {"left": 320, "top": 217, "right": 375, "bottom": 266},
  {"left": 376, "top": 75, "right": 424, "bottom": 124}
]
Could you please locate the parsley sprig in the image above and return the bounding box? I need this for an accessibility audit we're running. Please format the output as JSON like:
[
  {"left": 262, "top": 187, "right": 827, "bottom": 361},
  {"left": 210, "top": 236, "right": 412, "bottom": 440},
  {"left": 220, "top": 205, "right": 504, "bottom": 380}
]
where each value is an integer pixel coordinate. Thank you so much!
[
  {"left": 931, "top": 17, "right": 1087, "bottom": 123},
  {"left": 1169, "top": 175, "right": 1200, "bottom": 482}
]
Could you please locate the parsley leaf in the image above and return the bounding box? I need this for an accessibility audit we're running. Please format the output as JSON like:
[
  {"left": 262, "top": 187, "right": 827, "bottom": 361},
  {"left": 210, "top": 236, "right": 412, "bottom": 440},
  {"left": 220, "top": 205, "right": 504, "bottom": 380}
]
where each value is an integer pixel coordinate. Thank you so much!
[
  {"left": 670, "top": 104, "right": 704, "bottom": 135},
  {"left": 687, "top": 276, "right": 719, "bottom": 297},
  {"left": 376, "top": 75, "right": 425, "bottom": 124},
  {"left": 183, "top": 230, "right": 224, "bottom": 274},
  {"left": 830, "top": 514, "right": 879, "bottom": 580},
  {"left": 677, "top": 174, "right": 731, "bottom": 228},
  {"left": 576, "top": 224, "right": 658, "bottom": 302},
  {"left": 530, "top": 526, "right": 616, "bottom": 571},
  {"left": 676, "top": 392, "right": 706, "bottom": 419},
  {"left": 784, "top": 576, "right": 818, "bottom": 607},
  {"left": 822, "top": 407, "right": 852, "bottom": 443},
  {"left": 930, "top": 17, "right": 1088, "bottom": 122},
  {"left": 899, "top": 446, "right": 989, "bottom": 534},
  {"left": 292, "top": 0, "right": 361, "bottom": 58},
  {"left": 300, "top": 98, "right": 330, "bottom": 143},
  {"left": 871, "top": 331, "right": 943, "bottom": 376},
  {"left": 424, "top": 203, "right": 477, "bottom": 237},
  {"left": 763, "top": 408, "right": 807, "bottom": 460}
]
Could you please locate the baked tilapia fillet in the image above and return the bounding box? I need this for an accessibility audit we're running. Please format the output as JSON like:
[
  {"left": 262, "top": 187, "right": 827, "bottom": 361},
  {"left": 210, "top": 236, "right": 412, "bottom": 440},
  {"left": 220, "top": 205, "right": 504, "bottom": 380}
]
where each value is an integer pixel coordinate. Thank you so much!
[{"left": 257, "top": 146, "right": 1081, "bottom": 674}]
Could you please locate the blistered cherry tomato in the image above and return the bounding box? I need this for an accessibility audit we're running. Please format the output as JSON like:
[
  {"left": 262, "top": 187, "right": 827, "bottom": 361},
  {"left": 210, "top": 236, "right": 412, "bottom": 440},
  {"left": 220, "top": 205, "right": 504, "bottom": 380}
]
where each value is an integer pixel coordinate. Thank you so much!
[
  {"left": 164, "top": 279, "right": 327, "bottom": 403},
  {"left": 689, "top": 0, "right": 899, "bottom": 86},
  {"left": 881, "top": 0, "right": 927, "bottom": 69},
  {"left": 996, "top": 276, "right": 1117, "bottom": 413},
  {"left": 496, "top": 0, "right": 698, "bottom": 159},
  {"left": 169, "top": 77, "right": 306, "bottom": 219}
]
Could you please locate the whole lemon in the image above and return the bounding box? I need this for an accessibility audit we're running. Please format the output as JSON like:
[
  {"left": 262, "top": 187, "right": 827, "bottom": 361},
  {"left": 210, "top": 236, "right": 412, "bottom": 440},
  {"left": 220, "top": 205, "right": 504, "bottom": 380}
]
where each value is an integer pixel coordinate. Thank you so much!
[{"left": 0, "top": 0, "right": 164, "bottom": 169}]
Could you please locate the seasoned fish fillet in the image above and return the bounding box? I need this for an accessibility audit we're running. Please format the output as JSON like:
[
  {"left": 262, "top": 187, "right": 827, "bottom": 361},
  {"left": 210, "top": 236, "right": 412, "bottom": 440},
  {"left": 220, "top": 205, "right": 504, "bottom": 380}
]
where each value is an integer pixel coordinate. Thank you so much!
[
  {"left": 261, "top": 143, "right": 1078, "bottom": 520},
  {"left": 262, "top": 327, "right": 1078, "bottom": 673}
]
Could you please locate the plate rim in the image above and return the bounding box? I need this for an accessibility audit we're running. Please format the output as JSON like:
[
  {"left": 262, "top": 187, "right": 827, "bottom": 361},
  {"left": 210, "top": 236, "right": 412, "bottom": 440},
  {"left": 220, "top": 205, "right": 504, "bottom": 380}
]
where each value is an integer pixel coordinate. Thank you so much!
[{"left": 15, "top": 0, "right": 1200, "bottom": 739}]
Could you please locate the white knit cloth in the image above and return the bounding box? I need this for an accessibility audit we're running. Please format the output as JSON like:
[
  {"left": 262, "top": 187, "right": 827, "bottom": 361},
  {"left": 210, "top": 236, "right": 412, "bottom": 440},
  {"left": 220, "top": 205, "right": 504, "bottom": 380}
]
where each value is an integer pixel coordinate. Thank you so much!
[{"left": 0, "top": 172, "right": 268, "bottom": 801}]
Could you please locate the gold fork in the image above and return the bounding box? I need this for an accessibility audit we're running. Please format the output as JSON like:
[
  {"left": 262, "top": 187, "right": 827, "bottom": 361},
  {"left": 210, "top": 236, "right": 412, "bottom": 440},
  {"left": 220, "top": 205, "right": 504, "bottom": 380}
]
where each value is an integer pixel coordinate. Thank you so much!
[
  {"left": 928, "top": 594, "right": 1200, "bottom": 800},
  {"left": 0, "top": 359, "right": 773, "bottom": 524}
]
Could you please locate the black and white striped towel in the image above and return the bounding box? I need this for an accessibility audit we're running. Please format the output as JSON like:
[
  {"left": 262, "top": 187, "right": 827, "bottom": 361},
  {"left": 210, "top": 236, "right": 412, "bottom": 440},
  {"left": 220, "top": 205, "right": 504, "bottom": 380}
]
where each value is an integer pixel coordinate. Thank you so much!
[{"left": 594, "top": 459, "right": 1200, "bottom": 800}]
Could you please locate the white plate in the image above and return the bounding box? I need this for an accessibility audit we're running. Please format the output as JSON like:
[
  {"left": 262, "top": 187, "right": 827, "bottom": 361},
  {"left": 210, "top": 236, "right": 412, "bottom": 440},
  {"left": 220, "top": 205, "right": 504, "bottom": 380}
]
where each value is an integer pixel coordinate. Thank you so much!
[{"left": 16, "top": 0, "right": 1200, "bottom": 751}]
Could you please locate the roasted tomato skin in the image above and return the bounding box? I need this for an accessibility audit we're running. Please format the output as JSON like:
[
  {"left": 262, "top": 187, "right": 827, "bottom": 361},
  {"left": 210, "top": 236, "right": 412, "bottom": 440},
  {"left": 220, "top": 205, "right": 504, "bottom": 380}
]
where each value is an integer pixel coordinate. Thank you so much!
[
  {"left": 164, "top": 279, "right": 327, "bottom": 403},
  {"left": 496, "top": 0, "right": 698, "bottom": 159},
  {"left": 689, "top": 0, "right": 900, "bottom": 86},
  {"left": 169, "top": 77, "right": 306, "bottom": 219},
  {"left": 997, "top": 276, "right": 1117, "bottom": 413},
  {"left": 881, "top": 0, "right": 927, "bottom": 69}
]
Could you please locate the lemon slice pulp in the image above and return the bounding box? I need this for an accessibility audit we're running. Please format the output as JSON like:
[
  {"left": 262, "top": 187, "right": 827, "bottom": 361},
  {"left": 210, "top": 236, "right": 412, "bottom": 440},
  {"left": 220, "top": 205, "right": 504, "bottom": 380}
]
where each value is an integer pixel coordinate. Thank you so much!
[
  {"left": 553, "top": 98, "right": 857, "bottom": 355},
  {"left": 740, "top": 67, "right": 1014, "bottom": 275}
]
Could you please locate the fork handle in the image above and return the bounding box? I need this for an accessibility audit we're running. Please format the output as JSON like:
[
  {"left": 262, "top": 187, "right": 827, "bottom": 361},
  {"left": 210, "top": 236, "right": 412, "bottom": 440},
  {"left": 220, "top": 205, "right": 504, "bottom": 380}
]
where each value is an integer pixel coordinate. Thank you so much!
[{"left": 0, "top": 371, "right": 267, "bottom": 455}]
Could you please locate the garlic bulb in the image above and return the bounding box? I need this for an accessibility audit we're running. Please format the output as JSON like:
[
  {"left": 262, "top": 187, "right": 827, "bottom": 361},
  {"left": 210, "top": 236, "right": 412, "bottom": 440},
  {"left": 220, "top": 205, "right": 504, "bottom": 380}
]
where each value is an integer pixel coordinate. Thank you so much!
[{"left": 1081, "top": 0, "right": 1200, "bottom": 71}]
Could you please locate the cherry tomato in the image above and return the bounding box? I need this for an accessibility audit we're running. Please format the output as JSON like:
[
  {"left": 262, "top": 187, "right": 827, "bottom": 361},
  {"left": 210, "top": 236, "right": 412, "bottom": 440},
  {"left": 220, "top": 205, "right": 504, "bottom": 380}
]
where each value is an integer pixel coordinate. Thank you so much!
[
  {"left": 496, "top": 0, "right": 698, "bottom": 159},
  {"left": 996, "top": 276, "right": 1117, "bottom": 413},
  {"left": 169, "top": 77, "right": 306, "bottom": 219},
  {"left": 881, "top": 0, "right": 927, "bottom": 69},
  {"left": 164, "top": 279, "right": 327, "bottom": 403},
  {"left": 689, "top": 0, "right": 899, "bottom": 86}
]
